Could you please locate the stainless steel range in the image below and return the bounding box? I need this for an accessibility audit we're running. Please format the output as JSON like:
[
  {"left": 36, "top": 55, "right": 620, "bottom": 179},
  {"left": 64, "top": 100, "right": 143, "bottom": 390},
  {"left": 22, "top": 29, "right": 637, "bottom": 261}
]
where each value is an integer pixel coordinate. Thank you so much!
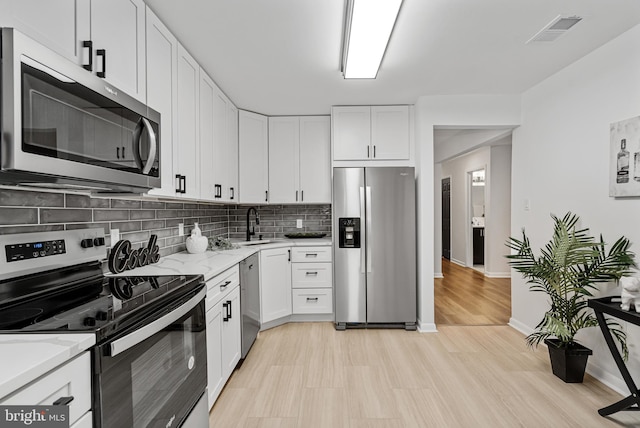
[{"left": 0, "top": 228, "right": 208, "bottom": 428}]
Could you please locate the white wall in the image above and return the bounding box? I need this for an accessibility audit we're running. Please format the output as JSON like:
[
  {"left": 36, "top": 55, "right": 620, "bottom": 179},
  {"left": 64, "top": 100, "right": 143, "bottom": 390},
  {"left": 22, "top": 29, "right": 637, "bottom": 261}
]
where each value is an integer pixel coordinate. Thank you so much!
[
  {"left": 415, "top": 94, "right": 521, "bottom": 330},
  {"left": 511, "top": 23, "right": 640, "bottom": 393},
  {"left": 441, "top": 147, "right": 490, "bottom": 266},
  {"left": 487, "top": 143, "right": 511, "bottom": 277}
]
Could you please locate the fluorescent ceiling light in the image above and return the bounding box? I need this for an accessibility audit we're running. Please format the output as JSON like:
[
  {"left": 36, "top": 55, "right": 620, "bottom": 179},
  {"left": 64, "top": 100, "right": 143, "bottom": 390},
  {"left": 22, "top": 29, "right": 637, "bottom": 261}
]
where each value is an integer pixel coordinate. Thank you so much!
[{"left": 342, "top": 0, "right": 403, "bottom": 79}]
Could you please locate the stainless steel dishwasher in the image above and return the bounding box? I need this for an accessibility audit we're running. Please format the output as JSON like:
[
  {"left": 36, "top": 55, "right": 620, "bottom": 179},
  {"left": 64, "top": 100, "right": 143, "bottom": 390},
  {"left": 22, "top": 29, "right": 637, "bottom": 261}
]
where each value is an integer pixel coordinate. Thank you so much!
[{"left": 240, "top": 253, "right": 260, "bottom": 359}]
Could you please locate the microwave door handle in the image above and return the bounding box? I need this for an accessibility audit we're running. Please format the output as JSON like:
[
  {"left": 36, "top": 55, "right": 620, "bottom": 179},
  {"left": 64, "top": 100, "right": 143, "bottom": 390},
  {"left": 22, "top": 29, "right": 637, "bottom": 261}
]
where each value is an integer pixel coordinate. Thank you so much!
[
  {"left": 109, "top": 287, "right": 205, "bottom": 357},
  {"left": 132, "top": 117, "right": 158, "bottom": 175}
]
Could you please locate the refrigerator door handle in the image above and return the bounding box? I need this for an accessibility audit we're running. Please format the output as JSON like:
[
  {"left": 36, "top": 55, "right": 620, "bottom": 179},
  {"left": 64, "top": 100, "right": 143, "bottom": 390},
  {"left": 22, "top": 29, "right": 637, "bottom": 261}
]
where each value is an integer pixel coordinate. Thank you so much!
[
  {"left": 366, "top": 186, "right": 372, "bottom": 273},
  {"left": 360, "top": 186, "right": 366, "bottom": 274}
]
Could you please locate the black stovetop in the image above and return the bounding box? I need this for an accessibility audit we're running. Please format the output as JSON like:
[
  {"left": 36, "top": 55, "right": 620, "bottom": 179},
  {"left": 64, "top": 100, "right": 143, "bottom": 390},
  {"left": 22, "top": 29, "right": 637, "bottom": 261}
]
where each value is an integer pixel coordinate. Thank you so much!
[{"left": 0, "top": 261, "right": 204, "bottom": 342}]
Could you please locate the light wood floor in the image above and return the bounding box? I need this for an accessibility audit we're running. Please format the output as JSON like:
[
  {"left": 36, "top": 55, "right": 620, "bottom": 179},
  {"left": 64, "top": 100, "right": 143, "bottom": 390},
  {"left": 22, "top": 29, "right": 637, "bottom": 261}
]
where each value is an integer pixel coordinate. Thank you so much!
[
  {"left": 209, "top": 322, "right": 638, "bottom": 427},
  {"left": 435, "top": 258, "right": 511, "bottom": 325}
]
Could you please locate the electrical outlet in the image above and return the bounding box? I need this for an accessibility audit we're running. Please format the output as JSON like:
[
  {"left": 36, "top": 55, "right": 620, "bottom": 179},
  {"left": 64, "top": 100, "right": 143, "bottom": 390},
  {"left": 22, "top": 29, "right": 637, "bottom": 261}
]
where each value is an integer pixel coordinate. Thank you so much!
[
  {"left": 296, "top": 219, "right": 303, "bottom": 229},
  {"left": 178, "top": 223, "right": 185, "bottom": 236},
  {"left": 110, "top": 229, "right": 120, "bottom": 244}
]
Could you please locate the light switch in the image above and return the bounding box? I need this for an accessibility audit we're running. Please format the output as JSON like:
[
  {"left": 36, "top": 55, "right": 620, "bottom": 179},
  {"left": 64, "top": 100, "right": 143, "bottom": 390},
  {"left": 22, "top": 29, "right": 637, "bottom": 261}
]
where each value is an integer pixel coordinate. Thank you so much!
[
  {"left": 524, "top": 199, "right": 531, "bottom": 211},
  {"left": 178, "top": 223, "right": 185, "bottom": 236},
  {"left": 296, "top": 219, "right": 303, "bottom": 229}
]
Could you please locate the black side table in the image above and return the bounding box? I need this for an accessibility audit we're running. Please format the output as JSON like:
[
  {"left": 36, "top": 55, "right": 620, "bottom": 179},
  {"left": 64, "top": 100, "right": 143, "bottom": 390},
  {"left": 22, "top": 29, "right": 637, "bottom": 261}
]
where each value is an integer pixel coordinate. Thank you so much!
[{"left": 588, "top": 296, "right": 640, "bottom": 416}]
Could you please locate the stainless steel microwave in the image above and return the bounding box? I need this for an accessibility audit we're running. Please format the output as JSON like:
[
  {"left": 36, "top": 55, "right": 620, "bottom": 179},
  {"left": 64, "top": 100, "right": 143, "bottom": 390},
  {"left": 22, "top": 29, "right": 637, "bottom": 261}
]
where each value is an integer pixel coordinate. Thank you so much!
[{"left": 1, "top": 28, "right": 160, "bottom": 193}]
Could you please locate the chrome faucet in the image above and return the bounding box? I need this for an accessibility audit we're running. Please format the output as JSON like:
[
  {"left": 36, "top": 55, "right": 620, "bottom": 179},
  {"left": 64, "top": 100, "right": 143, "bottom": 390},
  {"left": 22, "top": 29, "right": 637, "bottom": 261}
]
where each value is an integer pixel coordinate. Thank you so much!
[{"left": 246, "top": 207, "right": 260, "bottom": 241}]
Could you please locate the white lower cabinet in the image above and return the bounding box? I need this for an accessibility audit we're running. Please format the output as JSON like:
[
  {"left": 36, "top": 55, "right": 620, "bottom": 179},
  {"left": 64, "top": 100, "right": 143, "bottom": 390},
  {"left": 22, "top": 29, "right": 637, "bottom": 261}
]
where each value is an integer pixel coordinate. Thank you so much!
[
  {"left": 205, "top": 266, "right": 241, "bottom": 409},
  {"left": 291, "top": 246, "right": 333, "bottom": 316},
  {"left": 260, "top": 247, "right": 292, "bottom": 325},
  {"left": 0, "top": 352, "right": 91, "bottom": 427}
]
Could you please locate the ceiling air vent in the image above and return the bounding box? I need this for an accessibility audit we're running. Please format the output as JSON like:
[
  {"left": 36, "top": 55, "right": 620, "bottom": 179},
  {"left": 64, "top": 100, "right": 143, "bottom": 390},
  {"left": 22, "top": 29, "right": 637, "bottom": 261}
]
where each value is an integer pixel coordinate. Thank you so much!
[{"left": 526, "top": 15, "right": 582, "bottom": 43}]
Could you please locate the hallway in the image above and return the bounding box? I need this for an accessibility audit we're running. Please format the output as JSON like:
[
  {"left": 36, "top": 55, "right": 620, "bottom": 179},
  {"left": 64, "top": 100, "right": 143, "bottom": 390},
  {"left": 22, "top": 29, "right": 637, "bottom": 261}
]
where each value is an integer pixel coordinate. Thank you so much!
[{"left": 435, "top": 258, "right": 511, "bottom": 325}]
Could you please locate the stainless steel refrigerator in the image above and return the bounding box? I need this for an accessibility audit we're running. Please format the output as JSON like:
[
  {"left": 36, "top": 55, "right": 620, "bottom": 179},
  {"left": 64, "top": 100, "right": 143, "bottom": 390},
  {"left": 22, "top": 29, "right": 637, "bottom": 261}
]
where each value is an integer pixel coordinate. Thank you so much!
[{"left": 333, "top": 167, "right": 416, "bottom": 330}]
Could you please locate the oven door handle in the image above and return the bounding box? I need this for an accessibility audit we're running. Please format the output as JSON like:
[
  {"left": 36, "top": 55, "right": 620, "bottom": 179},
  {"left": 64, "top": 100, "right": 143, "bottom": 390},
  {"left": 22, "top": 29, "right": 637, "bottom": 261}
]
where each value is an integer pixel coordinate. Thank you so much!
[{"left": 109, "top": 287, "right": 206, "bottom": 357}]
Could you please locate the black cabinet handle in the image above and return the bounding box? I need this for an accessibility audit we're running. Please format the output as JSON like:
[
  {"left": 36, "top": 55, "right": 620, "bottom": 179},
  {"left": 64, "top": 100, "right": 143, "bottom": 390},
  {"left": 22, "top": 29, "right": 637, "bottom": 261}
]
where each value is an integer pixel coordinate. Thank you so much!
[
  {"left": 181, "top": 175, "right": 187, "bottom": 193},
  {"left": 82, "top": 41, "right": 93, "bottom": 71},
  {"left": 53, "top": 396, "right": 74, "bottom": 406},
  {"left": 306, "top": 297, "right": 319, "bottom": 302},
  {"left": 227, "top": 300, "right": 232, "bottom": 319},
  {"left": 116, "top": 147, "right": 120, "bottom": 159},
  {"left": 97, "top": 49, "right": 106, "bottom": 78},
  {"left": 367, "top": 146, "right": 370, "bottom": 158},
  {"left": 305, "top": 271, "right": 319, "bottom": 276},
  {"left": 373, "top": 145, "right": 376, "bottom": 158},
  {"left": 222, "top": 302, "right": 228, "bottom": 322},
  {"left": 301, "top": 190, "right": 304, "bottom": 202},
  {"left": 230, "top": 187, "right": 234, "bottom": 200},
  {"left": 265, "top": 190, "right": 268, "bottom": 202},
  {"left": 288, "top": 249, "right": 291, "bottom": 262},
  {"left": 175, "top": 174, "right": 181, "bottom": 193},
  {"left": 220, "top": 280, "right": 231, "bottom": 289},
  {"left": 122, "top": 146, "right": 125, "bottom": 159}
]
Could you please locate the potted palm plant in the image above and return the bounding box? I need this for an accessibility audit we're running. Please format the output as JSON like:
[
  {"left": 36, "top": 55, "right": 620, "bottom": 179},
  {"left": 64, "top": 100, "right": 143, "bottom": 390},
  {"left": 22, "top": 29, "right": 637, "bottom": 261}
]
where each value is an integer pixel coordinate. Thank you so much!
[{"left": 506, "top": 212, "right": 635, "bottom": 383}]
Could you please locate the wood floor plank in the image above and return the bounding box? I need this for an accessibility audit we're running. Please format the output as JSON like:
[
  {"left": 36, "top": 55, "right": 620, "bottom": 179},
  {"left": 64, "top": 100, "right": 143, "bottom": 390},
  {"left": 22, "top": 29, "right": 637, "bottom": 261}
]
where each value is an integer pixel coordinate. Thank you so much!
[
  {"left": 436, "top": 258, "right": 511, "bottom": 325},
  {"left": 209, "top": 323, "right": 635, "bottom": 427}
]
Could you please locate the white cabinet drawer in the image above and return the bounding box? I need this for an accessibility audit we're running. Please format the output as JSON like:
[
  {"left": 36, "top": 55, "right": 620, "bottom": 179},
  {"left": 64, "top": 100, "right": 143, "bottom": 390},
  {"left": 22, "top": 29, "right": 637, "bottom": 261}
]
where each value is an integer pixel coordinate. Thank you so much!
[
  {"left": 292, "top": 263, "right": 332, "bottom": 289},
  {"left": 207, "top": 265, "right": 240, "bottom": 309},
  {"left": 71, "top": 411, "right": 93, "bottom": 428},
  {"left": 1, "top": 352, "right": 91, "bottom": 426},
  {"left": 291, "top": 246, "right": 332, "bottom": 263},
  {"left": 292, "top": 288, "right": 333, "bottom": 314}
]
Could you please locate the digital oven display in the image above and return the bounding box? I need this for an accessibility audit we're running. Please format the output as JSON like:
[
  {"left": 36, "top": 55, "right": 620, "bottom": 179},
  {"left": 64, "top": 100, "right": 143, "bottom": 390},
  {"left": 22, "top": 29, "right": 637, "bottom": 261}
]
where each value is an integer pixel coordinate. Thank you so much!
[{"left": 5, "top": 239, "right": 66, "bottom": 262}]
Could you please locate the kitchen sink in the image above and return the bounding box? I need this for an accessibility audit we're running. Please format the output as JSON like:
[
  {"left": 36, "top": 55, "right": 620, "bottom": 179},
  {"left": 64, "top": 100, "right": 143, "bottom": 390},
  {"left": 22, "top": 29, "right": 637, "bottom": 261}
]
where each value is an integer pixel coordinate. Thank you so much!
[{"left": 234, "top": 239, "right": 272, "bottom": 246}]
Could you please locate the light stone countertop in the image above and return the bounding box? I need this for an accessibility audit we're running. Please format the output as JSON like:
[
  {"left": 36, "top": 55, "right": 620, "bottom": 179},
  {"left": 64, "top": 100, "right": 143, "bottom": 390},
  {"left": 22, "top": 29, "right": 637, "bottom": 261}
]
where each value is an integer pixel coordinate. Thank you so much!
[
  {"left": 0, "top": 333, "right": 96, "bottom": 400},
  {"left": 111, "top": 238, "right": 332, "bottom": 281}
]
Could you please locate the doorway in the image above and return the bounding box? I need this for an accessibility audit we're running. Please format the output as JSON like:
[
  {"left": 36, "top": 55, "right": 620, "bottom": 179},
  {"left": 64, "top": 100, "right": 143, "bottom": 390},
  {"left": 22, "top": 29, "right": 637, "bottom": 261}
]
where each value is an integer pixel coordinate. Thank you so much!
[
  {"left": 469, "top": 168, "right": 485, "bottom": 272},
  {"left": 442, "top": 177, "right": 451, "bottom": 260}
]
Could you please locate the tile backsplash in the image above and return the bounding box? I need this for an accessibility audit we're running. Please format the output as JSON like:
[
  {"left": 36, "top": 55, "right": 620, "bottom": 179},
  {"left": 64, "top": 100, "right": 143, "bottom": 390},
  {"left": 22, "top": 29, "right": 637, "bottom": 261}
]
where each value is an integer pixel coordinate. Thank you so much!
[{"left": 0, "top": 187, "right": 331, "bottom": 257}]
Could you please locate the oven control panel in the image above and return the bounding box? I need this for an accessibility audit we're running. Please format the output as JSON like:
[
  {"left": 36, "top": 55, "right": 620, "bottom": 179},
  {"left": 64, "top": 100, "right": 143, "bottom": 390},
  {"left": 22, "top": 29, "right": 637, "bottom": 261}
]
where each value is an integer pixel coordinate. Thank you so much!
[
  {"left": 0, "top": 228, "right": 105, "bottom": 281},
  {"left": 6, "top": 239, "right": 66, "bottom": 262}
]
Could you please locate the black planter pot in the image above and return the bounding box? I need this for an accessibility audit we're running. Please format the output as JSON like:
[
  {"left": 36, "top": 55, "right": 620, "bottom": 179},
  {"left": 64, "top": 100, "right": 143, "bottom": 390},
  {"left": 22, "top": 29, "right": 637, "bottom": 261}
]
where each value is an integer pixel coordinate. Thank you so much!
[{"left": 544, "top": 338, "right": 593, "bottom": 383}]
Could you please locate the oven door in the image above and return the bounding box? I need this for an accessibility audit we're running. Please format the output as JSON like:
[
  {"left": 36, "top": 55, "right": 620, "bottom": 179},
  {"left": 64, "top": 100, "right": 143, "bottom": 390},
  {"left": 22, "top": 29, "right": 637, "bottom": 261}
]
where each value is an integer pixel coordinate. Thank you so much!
[{"left": 95, "top": 287, "right": 207, "bottom": 428}]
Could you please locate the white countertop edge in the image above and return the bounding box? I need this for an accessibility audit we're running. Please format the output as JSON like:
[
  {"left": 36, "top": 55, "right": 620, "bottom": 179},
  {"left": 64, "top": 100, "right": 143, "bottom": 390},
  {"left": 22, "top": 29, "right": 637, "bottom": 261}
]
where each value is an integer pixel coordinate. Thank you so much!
[
  {"left": 0, "top": 333, "right": 96, "bottom": 400},
  {"left": 110, "top": 238, "right": 332, "bottom": 281}
]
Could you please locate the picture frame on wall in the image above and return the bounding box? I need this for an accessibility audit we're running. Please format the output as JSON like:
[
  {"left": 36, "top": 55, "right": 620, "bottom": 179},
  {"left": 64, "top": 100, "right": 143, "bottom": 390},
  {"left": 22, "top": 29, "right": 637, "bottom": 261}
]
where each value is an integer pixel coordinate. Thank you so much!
[{"left": 610, "top": 116, "right": 640, "bottom": 197}]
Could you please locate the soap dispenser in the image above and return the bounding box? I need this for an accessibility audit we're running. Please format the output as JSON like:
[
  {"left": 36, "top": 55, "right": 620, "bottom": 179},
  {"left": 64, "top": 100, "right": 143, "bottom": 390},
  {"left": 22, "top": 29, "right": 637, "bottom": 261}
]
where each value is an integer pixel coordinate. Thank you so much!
[{"left": 186, "top": 222, "right": 208, "bottom": 254}]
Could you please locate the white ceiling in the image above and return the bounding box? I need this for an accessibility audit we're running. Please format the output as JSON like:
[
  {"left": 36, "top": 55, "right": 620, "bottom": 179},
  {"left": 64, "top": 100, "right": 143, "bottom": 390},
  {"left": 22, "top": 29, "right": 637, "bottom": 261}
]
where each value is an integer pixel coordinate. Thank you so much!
[{"left": 145, "top": 0, "right": 640, "bottom": 116}]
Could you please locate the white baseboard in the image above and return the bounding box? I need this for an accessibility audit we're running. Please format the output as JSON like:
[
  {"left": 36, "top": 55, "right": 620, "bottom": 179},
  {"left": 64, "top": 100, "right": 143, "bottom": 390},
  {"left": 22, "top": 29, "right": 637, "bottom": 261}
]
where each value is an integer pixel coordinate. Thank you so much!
[
  {"left": 451, "top": 258, "right": 466, "bottom": 267},
  {"left": 417, "top": 318, "right": 438, "bottom": 333},
  {"left": 508, "top": 317, "right": 534, "bottom": 336},
  {"left": 434, "top": 273, "right": 444, "bottom": 279},
  {"left": 485, "top": 271, "right": 511, "bottom": 278}
]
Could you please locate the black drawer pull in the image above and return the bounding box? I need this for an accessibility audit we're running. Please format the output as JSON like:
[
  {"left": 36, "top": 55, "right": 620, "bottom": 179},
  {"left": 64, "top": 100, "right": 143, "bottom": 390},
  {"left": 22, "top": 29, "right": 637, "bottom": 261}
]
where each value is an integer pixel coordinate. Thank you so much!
[
  {"left": 222, "top": 302, "right": 229, "bottom": 322},
  {"left": 305, "top": 271, "right": 319, "bottom": 276},
  {"left": 306, "top": 297, "right": 319, "bottom": 302},
  {"left": 220, "top": 280, "right": 232, "bottom": 289},
  {"left": 53, "top": 396, "right": 74, "bottom": 406},
  {"left": 305, "top": 253, "right": 318, "bottom": 257}
]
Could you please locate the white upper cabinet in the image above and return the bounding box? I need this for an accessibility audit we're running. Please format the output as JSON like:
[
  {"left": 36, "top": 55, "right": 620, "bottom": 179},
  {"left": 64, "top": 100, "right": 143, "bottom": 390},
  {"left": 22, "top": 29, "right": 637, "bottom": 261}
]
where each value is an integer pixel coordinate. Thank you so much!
[
  {"left": 239, "top": 110, "right": 269, "bottom": 204},
  {"left": 199, "top": 69, "right": 217, "bottom": 201},
  {"left": 227, "top": 103, "right": 239, "bottom": 202},
  {"left": 268, "top": 117, "right": 299, "bottom": 204},
  {"left": 0, "top": 0, "right": 146, "bottom": 102},
  {"left": 371, "top": 106, "right": 410, "bottom": 160},
  {"left": 332, "top": 105, "right": 410, "bottom": 162},
  {"left": 90, "top": 0, "right": 146, "bottom": 102},
  {"left": 145, "top": 6, "right": 177, "bottom": 197},
  {"left": 299, "top": 116, "right": 331, "bottom": 203},
  {"left": 175, "top": 44, "right": 200, "bottom": 199},
  {"left": 268, "top": 116, "right": 331, "bottom": 204},
  {"left": 0, "top": 0, "right": 90, "bottom": 64},
  {"left": 332, "top": 106, "right": 371, "bottom": 161}
]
